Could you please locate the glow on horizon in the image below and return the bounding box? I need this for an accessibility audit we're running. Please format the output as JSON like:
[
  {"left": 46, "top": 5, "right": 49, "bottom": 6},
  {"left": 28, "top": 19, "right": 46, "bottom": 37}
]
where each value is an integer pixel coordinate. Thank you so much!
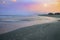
[
  {"left": 0, "top": 0, "right": 60, "bottom": 13},
  {"left": 43, "top": 3, "right": 48, "bottom": 7},
  {"left": 23, "top": 0, "right": 60, "bottom": 12}
]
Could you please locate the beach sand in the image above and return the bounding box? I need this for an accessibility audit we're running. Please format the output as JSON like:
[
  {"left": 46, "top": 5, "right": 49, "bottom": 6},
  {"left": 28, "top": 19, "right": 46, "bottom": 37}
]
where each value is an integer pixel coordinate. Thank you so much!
[
  {"left": 0, "top": 16, "right": 58, "bottom": 34},
  {"left": 0, "top": 16, "right": 60, "bottom": 40}
]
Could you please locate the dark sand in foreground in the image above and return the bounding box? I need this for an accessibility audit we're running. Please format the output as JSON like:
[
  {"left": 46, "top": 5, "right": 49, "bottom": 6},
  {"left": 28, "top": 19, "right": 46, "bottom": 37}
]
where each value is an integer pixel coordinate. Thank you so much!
[{"left": 0, "top": 21, "right": 60, "bottom": 40}]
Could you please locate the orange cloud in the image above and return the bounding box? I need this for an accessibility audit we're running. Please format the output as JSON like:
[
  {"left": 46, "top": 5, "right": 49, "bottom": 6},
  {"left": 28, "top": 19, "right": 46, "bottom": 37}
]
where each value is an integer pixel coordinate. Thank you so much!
[{"left": 24, "top": 2, "right": 60, "bottom": 12}]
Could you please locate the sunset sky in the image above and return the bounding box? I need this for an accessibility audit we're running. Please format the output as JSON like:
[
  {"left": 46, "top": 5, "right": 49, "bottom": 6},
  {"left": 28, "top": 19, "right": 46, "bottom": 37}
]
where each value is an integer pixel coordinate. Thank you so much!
[{"left": 0, "top": 0, "right": 60, "bottom": 15}]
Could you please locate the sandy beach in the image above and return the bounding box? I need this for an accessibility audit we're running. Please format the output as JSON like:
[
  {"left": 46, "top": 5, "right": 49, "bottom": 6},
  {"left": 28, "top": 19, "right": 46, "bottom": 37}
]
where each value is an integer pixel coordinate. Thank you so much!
[
  {"left": 0, "top": 15, "right": 60, "bottom": 40},
  {"left": 0, "top": 16, "right": 59, "bottom": 34}
]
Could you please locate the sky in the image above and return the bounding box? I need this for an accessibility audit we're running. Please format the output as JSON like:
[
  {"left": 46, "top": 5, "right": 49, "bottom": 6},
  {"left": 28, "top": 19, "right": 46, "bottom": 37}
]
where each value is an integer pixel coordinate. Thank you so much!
[{"left": 0, "top": 0, "right": 60, "bottom": 15}]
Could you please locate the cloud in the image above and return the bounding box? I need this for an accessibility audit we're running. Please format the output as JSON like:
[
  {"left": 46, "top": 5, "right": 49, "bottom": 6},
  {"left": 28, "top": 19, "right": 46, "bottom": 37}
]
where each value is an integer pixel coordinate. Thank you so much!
[
  {"left": 0, "top": 0, "right": 57, "bottom": 4},
  {"left": 16, "top": 0, "right": 57, "bottom": 4}
]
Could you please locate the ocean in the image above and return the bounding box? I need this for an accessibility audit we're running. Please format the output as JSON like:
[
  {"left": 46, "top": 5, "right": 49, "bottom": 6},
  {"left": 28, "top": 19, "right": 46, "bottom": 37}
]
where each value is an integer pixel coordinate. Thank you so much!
[{"left": 0, "top": 15, "right": 57, "bottom": 34}]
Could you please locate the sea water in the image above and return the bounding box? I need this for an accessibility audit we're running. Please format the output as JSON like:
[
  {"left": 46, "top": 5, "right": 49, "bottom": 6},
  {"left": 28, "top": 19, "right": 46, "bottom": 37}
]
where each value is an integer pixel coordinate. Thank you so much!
[{"left": 0, "top": 15, "right": 56, "bottom": 34}]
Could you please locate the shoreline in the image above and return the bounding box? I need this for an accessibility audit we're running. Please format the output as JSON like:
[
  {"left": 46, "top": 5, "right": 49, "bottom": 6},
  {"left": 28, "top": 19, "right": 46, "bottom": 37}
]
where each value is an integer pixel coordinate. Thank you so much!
[{"left": 0, "top": 16, "right": 58, "bottom": 34}]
